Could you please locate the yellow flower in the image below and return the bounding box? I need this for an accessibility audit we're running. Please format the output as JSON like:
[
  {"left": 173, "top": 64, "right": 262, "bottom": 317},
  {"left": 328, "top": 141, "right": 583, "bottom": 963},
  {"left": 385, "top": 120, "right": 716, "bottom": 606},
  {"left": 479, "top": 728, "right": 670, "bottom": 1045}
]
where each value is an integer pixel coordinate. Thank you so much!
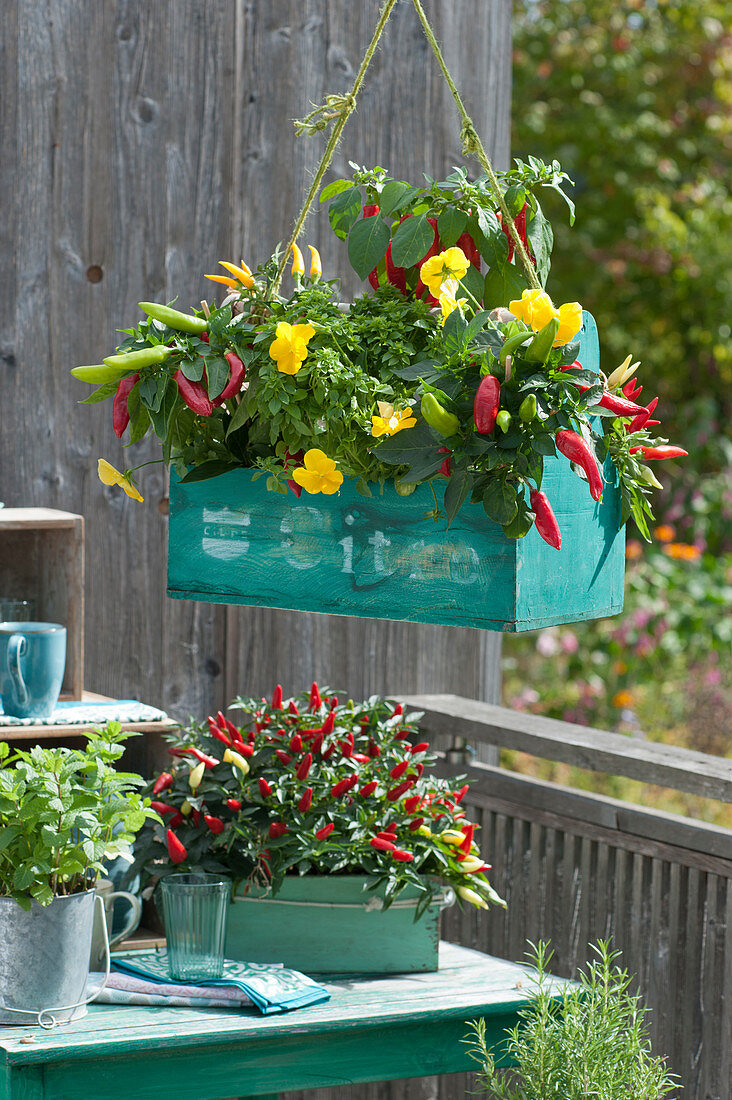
[
  {"left": 612, "top": 690, "right": 635, "bottom": 708},
  {"left": 438, "top": 276, "right": 461, "bottom": 327},
  {"left": 509, "top": 289, "right": 558, "bottom": 331},
  {"left": 291, "top": 243, "right": 305, "bottom": 277},
  {"left": 308, "top": 245, "right": 322, "bottom": 280},
  {"left": 420, "top": 247, "right": 469, "bottom": 298},
  {"left": 268, "top": 321, "right": 316, "bottom": 375},
  {"left": 292, "top": 449, "right": 344, "bottom": 495},
  {"left": 371, "top": 402, "right": 417, "bottom": 438},
  {"left": 554, "top": 301, "right": 583, "bottom": 346},
  {"left": 97, "top": 459, "right": 143, "bottom": 502}
]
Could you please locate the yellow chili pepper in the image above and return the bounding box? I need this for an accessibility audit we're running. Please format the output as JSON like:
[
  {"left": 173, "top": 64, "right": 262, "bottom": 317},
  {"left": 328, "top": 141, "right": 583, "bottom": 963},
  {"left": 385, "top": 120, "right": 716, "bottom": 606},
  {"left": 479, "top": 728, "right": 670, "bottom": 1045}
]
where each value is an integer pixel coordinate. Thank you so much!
[{"left": 291, "top": 243, "right": 305, "bottom": 278}]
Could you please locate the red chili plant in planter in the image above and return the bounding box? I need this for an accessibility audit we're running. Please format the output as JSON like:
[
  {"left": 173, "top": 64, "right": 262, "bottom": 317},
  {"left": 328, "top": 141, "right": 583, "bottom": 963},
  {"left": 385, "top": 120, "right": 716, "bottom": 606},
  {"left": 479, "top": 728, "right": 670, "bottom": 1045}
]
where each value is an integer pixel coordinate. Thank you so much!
[{"left": 136, "top": 685, "right": 505, "bottom": 914}]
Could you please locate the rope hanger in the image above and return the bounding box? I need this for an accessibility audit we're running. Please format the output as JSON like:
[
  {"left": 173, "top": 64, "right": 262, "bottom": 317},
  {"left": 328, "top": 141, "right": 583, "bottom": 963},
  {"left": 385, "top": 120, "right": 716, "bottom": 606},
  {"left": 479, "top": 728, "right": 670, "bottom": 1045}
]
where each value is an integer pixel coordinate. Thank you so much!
[{"left": 273, "top": 0, "right": 542, "bottom": 295}]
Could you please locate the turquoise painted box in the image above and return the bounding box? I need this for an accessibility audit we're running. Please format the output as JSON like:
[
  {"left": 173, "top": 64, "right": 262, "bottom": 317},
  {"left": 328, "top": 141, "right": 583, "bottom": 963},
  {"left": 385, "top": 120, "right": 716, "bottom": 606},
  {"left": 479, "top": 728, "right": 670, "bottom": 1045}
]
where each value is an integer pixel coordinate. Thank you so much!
[
  {"left": 225, "top": 875, "right": 448, "bottom": 974},
  {"left": 167, "top": 460, "right": 624, "bottom": 632},
  {"left": 167, "top": 310, "right": 625, "bottom": 631}
]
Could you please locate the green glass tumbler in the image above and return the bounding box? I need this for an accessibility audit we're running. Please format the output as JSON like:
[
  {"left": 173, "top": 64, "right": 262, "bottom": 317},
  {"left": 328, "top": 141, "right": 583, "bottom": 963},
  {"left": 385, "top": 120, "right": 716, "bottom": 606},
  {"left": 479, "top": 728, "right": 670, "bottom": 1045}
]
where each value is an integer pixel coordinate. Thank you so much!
[{"left": 159, "top": 873, "right": 230, "bottom": 981}]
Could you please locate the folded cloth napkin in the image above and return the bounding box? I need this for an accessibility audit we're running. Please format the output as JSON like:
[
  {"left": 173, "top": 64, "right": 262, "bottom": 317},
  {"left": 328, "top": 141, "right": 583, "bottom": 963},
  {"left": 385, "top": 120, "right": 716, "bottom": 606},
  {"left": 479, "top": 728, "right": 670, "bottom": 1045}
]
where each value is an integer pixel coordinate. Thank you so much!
[{"left": 105, "top": 953, "right": 330, "bottom": 1014}]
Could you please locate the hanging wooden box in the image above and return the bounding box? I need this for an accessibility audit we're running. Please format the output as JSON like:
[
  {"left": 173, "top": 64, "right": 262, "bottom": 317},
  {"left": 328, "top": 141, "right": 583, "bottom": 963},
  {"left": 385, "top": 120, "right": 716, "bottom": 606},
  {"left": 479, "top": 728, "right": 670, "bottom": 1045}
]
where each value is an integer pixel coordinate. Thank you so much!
[
  {"left": 167, "top": 311, "right": 625, "bottom": 631},
  {"left": 167, "top": 459, "right": 624, "bottom": 632}
]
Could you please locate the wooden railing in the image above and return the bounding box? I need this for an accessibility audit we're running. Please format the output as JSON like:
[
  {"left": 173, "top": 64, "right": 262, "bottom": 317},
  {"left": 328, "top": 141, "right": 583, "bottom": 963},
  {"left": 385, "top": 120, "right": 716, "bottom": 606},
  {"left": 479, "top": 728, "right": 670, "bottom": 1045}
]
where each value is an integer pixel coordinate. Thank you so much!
[{"left": 402, "top": 694, "right": 732, "bottom": 1100}]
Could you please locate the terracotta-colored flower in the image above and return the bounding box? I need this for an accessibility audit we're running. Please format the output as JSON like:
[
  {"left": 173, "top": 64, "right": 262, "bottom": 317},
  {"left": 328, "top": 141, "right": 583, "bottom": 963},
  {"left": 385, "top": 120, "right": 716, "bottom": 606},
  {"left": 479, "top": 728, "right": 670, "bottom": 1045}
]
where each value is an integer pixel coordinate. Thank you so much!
[
  {"left": 371, "top": 402, "right": 417, "bottom": 438},
  {"left": 269, "top": 321, "right": 316, "bottom": 375},
  {"left": 420, "top": 247, "right": 469, "bottom": 298},
  {"left": 292, "top": 449, "right": 343, "bottom": 495},
  {"left": 97, "top": 459, "right": 143, "bottom": 502}
]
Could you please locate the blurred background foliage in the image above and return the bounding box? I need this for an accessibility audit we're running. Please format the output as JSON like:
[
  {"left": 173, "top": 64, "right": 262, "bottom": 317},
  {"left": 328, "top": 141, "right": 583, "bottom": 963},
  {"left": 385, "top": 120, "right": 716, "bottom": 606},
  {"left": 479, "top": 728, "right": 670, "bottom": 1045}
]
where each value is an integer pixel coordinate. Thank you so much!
[{"left": 503, "top": 0, "right": 732, "bottom": 819}]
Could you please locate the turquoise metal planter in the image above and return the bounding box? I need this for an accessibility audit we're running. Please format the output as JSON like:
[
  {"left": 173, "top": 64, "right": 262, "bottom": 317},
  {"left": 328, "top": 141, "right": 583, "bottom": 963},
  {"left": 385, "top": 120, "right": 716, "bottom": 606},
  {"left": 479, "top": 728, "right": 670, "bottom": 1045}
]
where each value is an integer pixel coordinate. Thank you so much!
[
  {"left": 225, "top": 875, "right": 450, "bottom": 974},
  {"left": 167, "top": 313, "right": 625, "bottom": 631}
]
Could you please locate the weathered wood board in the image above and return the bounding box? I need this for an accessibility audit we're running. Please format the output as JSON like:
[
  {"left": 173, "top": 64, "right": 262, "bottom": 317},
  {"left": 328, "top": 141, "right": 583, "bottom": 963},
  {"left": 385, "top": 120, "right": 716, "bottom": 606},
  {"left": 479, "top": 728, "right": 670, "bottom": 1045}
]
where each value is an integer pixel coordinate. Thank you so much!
[{"left": 168, "top": 314, "right": 624, "bottom": 632}]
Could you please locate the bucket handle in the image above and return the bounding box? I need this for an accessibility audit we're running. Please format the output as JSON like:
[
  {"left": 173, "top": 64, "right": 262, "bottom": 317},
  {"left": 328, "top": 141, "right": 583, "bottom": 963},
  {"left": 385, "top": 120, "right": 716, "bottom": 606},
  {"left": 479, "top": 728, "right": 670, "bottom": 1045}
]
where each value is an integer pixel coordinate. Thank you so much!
[{"left": 0, "top": 894, "right": 111, "bottom": 1030}]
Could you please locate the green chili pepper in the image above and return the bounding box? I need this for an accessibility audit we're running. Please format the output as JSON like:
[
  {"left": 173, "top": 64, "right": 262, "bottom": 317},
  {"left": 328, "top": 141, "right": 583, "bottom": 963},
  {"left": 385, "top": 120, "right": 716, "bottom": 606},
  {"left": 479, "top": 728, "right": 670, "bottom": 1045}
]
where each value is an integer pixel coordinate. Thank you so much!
[
  {"left": 496, "top": 410, "right": 512, "bottom": 433},
  {"left": 524, "top": 317, "right": 560, "bottom": 363},
  {"left": 139, "top": 302, "right": 208, "bottom": 335},
  {"left": 420, "top": 393, "right": 459, "bottom": 437},
  {"left": 70, "top": 363, "right": 131, "bottom": 383},
  {"left": 519, "top": 394, "right": 537, "bottom": 422},
  {"left": 103, "top": 346, "right": 173, "bottom": 370},
  {"left": 395, "top": 479, "right": 417, "bottom": 496},
  {"left": 499, "top": 329, "right": 532, "bottom": 366}
]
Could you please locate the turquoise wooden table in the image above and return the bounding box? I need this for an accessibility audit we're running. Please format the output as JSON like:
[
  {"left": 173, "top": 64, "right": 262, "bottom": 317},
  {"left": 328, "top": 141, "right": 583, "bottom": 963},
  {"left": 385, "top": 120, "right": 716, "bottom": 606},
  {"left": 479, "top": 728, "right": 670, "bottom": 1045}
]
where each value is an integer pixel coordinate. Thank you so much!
[{"left": 0, "top": 944, "right": 568, "bottom": 1100}]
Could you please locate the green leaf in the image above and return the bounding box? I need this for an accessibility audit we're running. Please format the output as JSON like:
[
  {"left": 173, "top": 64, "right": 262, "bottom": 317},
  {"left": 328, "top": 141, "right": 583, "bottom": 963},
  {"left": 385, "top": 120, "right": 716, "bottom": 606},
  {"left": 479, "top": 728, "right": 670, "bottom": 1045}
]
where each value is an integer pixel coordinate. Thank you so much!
[
  {"left": 319, "top": 179, "right": 353, "bottom": 203},
  {"left": 473, "top": 210, "right": 509, "bottom": 267},
  {"left": 483, "top": 479, "right": 519, "bottom": 524},
  {"left": 125, "top": 385, "right": 150, "bottom": 446},
  {"left": 147, "top": 378, "right": 177, "bottom": 440},
  {"left": 347, "top": 214, "right": 390, "bottom": 280},
  {"left": 79, "top": 381, "right": 118, "bottom": 405},
  {"left": 379, "top": 181, "right": 412, "bottom": 217},
  {"left": 444, "top": 466, "right": 472, "bottom": 528},
  {"left": 436, "top": 206, "right": 467, "bottom": 247},
  {"left": 504, "top": 184, "right": 527, "bottom": 217},
  {"left": 502, "top": 494, "right": 535, "bottom": 538},
  {"left": 180, "top": 356, "right": 205, "bottom": 383},
  {"left": 483, "top": 264, "right": 530, "bottom": 310},
  {"left": 375, "top": 422, "right": 441, "bottom": 467},
  {"left": 180, "top": 460, "right": 241, "bottom": 483},
  {"left": 205, "top": 356, "right": 230, "bottom": 400},
  {"left": 390, "top": 213, "right": 434, "bottom": 267},
  {"left": 328, "top": 186, "right": 362, "bottom": 241},
  {"left": 139, "top": 374, "right": 168, "bottom": 414},
  {"left": 460, "top": 265, "right": 485, "bottom": 308},
  {"left": 526, "top": 200, "right": 554, "bottom": 287}
]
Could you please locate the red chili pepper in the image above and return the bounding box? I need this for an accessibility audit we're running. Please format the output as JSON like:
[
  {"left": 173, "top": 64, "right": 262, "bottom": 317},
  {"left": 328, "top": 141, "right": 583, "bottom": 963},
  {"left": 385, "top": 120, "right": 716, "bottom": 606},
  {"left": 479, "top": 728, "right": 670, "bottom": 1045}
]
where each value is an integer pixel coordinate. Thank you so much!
[
  {"left": 269, "top": 821, "right": 288, "bottom": 839},
  {"left": 352, "top": 753, "right": 371, "bottom": 764},
  {"left": 289, "top": 700, "right": 300, "bottom": 717},
  {"left": 404, "top": 795, "right": 421, "bottom": 813},
  {"left": 597, "top": 392, "right": 646, "bottom": 417},
  {"left": 223, "top": 717, "right": 240, "bottom": 740},
  {"left": 460, "top": 823, "right": 475, "bottom": 851},
  {"left": 391, "top": 849, "right": 414, "bottom": 862},
  {"left": 259, "top": 777, "right": 273, "bottom": 797},
  {"left": 456, "top": 231, "right": 481, "bottom": 270},
  {"left": 376, "top": 830, "right": 397, "bottom": 841},
  {"left": 498, "top": 203, "right": 531, "bottom": 264},
  {"left": 226, "top": 798, "right": 242, "bottom": 811},
  {"left": 316, "top": 823, "right": 335, "bottom": 840},
  {"left": 112, "top": 373, "right": 140, "bottom": 438},
  {"left": 393, "top": 704, "right": 404, "bottom": 717},
  {"left": 530, "top": 489, "right": 562, "bottom": 550},
  {"left": 408, "top": 817, "right": 425, "bottom": 831},
  {"left": 166, "top": 829, "right": 187, "bottom": 864},
  {"left": 150, "top": 800, "right": 177, "bottom": 816},
  {"left": 454, "top": 784, "right": 469, "bottom": 803},
  {"left": 189, "top": 748, "right": 219, "bottom": 769},
  {"left": 474, "top": 375, "right": 501, "bottom": 435},
  {"left": 207, "top": 717, "right": 232, "bottom": 748},
  {"left": 437, "top": 446, "right": 452, "bottom": 478},
  {"left": 331, "top": 775, "right": 359, "bottom": 798},
  {"left": 309, "top": 682, "right": 322, "bottom": 711},
  {"left": 363, "top": 204, "right": 382, "bottom": 290},
  {"left": 627, "top": 397, "right": 659, "bottom": 434},
  {"left": 168, "top": 812, "right": 183, "bottom": 828},
  {"left": 360, "top": 781, "right": 378, "bottom": 797},
  {"left": 191, "top": 809, "right": 201, "bottom": 828},
  {"left": 290, "top": 733, "right": 303, "bottom": 753},
  {"left": 296, "top": 753, "right": 313, "bottom": 781},
  {"left": 311, "top": 732, "right": 324, "bottom": 755},
  {"left": 321, "top": 712, "right": 336, "bottom": 736},
  {"left": 212, "top": 351, "right": 246, "bottom": 407},
  {"left": 236, "top": 742, "right": 254, "bottom": 757},
  {"left": 152, "top": 772, "right": 174, "bottom": 796},
  {"left": 555, "top": 429, "right": 603, "bottom": 501},
  {"left": 298, "top": 786, "right": 313, "bottom": 812},
  {"left": 629, "top": 445, "right": 688, "bottom": 461},
  {"left": 339, "top": 739, "right": 353, "bottom": 759},
  {"left": 387, "top": 779, "right": 415, "bottom": 802},
  {"left": 271, "top": 684, "right": 283, "bottom": 710},
  {"left": 370, "top": 837, "right": 396, "bottom": 851},
  {"left": 390, "top": 761, "right": 409, "bottom": 780},
  {"left": 623, "top": 378, "right": 643, "bottom": 401},
  {"left": 174, "top": 369, "right": 213, "bottom": 416},
  {"left": 393, "top": 729, "right": 410, "bottom": 741},
  {"left": 205, "top": 814, "right": 225, "bottom": 835},
  {"left": 410, "top": 742, "right": 430, "bottom": 754},
  {"left": 385, "top": 242, "right": 407, "bottom": 293},
  {"left": 275, "top": 749, "right": 293, "bottom": 765},
  {"left": 368, "top": 738, "right": 381, "bottom": 758}
]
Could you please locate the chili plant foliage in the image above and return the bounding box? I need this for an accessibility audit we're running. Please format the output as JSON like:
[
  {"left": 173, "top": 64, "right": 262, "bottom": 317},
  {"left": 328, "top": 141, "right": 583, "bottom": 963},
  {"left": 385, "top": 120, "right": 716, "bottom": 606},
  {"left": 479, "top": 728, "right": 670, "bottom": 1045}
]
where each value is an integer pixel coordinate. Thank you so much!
[
  {"left": 74, "top": 158, "right": 684, "bottom": 549},
  {"left": 0, "top": 725, "right": 156, "bottom": 909},
  {"left": 135, "top": 685, "right": 504, "bottom": 914}
]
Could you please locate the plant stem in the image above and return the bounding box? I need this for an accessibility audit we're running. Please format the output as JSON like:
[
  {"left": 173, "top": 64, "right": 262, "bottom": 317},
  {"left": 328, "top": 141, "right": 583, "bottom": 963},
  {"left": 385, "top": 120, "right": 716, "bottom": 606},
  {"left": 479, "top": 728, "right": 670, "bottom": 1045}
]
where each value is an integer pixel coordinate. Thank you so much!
[{"left": 273, "top": 0, "right": 401, "bottom": 296}]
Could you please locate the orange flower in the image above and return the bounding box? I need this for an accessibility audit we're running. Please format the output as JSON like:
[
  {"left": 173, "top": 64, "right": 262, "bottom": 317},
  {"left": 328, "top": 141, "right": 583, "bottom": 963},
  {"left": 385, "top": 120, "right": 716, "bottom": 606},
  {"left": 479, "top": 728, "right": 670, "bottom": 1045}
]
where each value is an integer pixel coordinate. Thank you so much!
[
  {"left": 663, "top": 543, "right": 701, "bottom": 561},
  {"left": 654, "top": 525, "right": 675, "bottom": 542},
  {"left": 612, "top": 690, "right": 635, "bottom": 708},
  {"left": 625, "top": 540, "right": 643, "bottom": 560}
]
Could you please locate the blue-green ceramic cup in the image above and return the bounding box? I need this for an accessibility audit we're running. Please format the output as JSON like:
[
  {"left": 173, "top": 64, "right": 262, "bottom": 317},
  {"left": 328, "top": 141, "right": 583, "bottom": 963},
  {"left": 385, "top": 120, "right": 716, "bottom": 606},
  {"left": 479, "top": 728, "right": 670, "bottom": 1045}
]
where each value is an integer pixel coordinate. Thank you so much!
[{"left": 0, "top": 622, "right": 66, "bottom": 720}]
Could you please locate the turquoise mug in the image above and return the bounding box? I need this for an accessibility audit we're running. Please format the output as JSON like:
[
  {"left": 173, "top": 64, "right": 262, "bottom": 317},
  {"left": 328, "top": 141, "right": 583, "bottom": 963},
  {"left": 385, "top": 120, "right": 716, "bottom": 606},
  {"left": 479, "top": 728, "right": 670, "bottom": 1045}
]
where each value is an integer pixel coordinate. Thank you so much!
[{"left": 0, "top": 622, "right": 66, "bottom": 720}]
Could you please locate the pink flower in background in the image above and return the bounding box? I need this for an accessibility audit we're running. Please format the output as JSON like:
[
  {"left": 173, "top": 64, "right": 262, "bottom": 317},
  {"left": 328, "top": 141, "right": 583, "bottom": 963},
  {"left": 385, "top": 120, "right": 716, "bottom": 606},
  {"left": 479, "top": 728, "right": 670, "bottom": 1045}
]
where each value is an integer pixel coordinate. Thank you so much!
[
  {"left": 536, "top": 630, "right": 560, "bottom": 657},
  {"left": 561, "top": 631, "right": 579, "bottom": 654}
]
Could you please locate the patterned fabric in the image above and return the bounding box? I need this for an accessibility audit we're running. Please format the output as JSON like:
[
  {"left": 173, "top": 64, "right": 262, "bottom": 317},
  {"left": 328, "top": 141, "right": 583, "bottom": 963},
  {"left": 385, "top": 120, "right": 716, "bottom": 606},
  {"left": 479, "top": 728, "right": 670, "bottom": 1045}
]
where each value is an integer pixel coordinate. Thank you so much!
[
  {"left": 103, "top": 953, "right": 330, "bottom": 1014},
  {"left": 0, "top": 699, "right": 170, "bottom": 726}
]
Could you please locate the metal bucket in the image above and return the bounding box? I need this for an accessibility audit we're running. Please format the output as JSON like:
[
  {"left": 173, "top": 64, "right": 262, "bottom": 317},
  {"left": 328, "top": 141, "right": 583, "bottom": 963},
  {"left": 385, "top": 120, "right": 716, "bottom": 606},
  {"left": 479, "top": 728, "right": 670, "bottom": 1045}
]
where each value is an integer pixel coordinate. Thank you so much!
[{"left": 0, "top": 888, "right": 96, "bottom": 1025}]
